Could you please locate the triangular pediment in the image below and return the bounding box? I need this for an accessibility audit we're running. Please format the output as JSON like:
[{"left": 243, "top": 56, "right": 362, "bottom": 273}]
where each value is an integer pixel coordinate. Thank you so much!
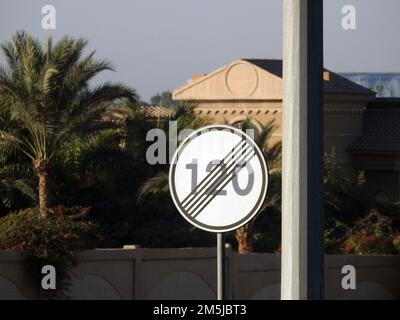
[{"left": 172, "top": 60, "right": 283, "bottom": 101}]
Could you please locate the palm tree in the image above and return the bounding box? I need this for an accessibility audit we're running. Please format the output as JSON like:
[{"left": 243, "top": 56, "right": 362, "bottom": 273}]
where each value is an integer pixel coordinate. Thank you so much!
[
  {"left": 0, "top": 31, "right": 136, "bottom": 217},
  {"left": 233, "top": 119, "right": 282, "bottom": 254}
]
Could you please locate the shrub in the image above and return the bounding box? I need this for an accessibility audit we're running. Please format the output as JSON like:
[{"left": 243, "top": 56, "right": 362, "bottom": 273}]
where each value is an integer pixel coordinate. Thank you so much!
[
  {"left": 342, "top": 210, "right": 398, "bottom": 255},
  {"left": 324, "top": 149, "right": 368, "bottom": 225},
  {"left": 0, "top": 206, "right": 100, "bottom": 299},
  {"left": 324, "top": 217, "right": 349, "bottom": 254}
]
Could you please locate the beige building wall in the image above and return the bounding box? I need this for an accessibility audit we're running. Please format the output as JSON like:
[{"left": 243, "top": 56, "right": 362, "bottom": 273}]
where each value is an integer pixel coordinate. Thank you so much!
[{"left": 173, "top": 60, "right": 375, "bottom": 175}]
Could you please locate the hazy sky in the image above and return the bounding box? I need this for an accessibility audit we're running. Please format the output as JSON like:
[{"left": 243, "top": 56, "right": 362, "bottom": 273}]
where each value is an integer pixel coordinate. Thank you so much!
[{"left": 0, "top": 0, "right": 399, "bottom": 101}]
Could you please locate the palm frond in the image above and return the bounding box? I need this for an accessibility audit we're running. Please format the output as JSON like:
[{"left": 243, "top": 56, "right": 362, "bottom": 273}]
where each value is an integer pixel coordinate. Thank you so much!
[
  {"left": 14, "top": 179, "right": 38, "bottom": 203},
  {"left": 76, "top": 129, "right": 127, "bottom": 177},
  {"left": 137, "top": 172, "right": 169, "bottom": 202}
]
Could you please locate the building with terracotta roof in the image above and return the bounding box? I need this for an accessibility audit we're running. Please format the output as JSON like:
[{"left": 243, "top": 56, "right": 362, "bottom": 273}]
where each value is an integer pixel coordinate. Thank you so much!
[
  {"left": 139, "top": 105, "right": 174, "bottom": 120},
  {"left": 98, "top": 105, "right": 173, "bottom": 124},
  {"left": 172, "top": 59, "right": 399, "bottom": 202}
]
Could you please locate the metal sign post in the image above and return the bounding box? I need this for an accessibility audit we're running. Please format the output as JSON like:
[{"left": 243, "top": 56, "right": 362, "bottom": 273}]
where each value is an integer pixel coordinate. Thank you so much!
[
  {"left": 169, "top": 125, "right": 269, "bottom": 300},
  {"left": 217, "top": 233, "right": 225, "bottom": 300}
]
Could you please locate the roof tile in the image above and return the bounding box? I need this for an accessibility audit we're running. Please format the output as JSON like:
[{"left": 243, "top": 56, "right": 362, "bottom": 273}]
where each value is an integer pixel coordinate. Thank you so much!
[
  {"left": 243, "top": 59, "right": 375, "bottom": 94},
  {"left": 351, "top": 100, "right": 400, "bottom": 154}
]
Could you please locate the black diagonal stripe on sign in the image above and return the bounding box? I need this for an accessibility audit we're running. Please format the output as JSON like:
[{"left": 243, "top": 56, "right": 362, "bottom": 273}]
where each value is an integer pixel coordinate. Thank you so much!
[
  {"left": 183, "top": 144, "right": 253, "bottom": 213},
  {"left": 191, "top": 150, "right": 256, "bottom": 219},
  {"left": 182, "top": 139, "right": 251, "bottom": 209},
  {"left": 181, "top": 138, "right": 246, "bottom": 207},
  {"left": 183, "top": 143, "right": 252, "bottom": 212},
  {"left": 187, "top": 147, "right": 254, "bottom": 217},
  {"left": 188, "top": 148, "right": 255, "bottom": 218}
]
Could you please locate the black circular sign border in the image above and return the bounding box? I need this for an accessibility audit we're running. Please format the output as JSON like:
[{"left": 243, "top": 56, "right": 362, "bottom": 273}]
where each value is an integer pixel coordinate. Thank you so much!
[{"left": 169, "top": 125, "right": 269, "bottom": 233}]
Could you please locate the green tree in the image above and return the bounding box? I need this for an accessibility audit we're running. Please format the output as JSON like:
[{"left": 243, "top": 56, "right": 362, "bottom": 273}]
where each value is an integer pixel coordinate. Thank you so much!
[
  {"left": 150, "top": 91, "right": 178, "bottom": 110},
  {"left": 150, "top": 93, "right": 161, "bottom": 106},
  {"left": 0, "top": 31, "right": 136, "bottom": 218}
]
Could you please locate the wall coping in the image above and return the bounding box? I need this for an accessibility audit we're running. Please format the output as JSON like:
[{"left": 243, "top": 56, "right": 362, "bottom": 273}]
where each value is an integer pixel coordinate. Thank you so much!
[{"left": 1, "top": 248, "right": 398, "bottom": 266}]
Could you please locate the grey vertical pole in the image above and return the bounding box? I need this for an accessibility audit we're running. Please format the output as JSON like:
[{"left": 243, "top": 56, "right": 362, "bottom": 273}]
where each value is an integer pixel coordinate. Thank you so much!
[
  {"left": 306, "top": 0, "right": 324, "bottom": 300},
  {"left": 217, "top": 233, "right": 225, "bottom": 300},
  {"left": 281, "top": 0, "right": 324, "bottom": 300}
]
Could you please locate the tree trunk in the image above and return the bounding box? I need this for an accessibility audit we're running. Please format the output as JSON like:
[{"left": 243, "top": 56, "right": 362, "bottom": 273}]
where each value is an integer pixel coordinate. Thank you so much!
[
  {"left": 38, "top": 172, "right": 48, "bottom": 218},
  {"left": 35, "top": 159, "right": 50, "bottom": 218},
  {"left": 235, "top": 223, "right": 254, "bottom": 254}
]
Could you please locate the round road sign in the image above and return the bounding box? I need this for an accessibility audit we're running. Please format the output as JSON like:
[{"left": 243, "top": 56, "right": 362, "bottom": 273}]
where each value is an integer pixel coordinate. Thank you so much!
[{"left": 169, "top": 125, "right": 268, "bottom": 233}]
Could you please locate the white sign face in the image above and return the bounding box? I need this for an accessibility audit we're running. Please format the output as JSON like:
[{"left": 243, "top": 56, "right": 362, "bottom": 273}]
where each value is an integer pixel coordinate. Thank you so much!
[{"left": 169, "top": 125, "right": 268, "bottom": 233}]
